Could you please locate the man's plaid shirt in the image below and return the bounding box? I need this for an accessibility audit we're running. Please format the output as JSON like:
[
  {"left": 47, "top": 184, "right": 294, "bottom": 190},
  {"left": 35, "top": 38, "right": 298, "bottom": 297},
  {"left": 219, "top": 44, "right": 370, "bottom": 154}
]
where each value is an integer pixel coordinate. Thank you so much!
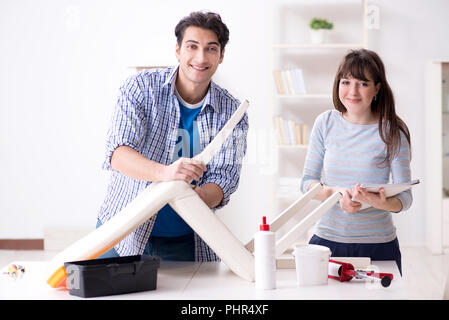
[{"left": 98, "top": 66, "right": 249, "bottom": 260}]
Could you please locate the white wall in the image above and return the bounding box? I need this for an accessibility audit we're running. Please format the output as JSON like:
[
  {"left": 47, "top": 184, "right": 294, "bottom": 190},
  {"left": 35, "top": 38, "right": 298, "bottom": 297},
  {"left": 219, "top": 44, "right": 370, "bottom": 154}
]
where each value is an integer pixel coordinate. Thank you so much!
[
  {"left": 367, "top": 0, "right": 449, "bottom": 246},
  {"left": 0, "top": 0, "right": 272, "bottom": 242},
  {"left": 0, "top": 0, "right": 448, "bottom": 247}
]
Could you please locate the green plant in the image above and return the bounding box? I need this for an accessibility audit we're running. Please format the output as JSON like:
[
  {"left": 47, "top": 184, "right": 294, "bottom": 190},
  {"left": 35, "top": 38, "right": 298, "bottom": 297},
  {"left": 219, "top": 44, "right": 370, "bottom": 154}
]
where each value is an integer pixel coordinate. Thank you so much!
[{"left": 309, "top": 18, "right": 333, "bottom": 30}]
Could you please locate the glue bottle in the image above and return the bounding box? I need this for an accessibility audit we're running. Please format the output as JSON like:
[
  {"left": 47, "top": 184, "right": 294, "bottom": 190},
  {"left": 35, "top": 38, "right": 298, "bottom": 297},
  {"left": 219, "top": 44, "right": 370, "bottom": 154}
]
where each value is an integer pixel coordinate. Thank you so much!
[{"left": 254, "top": 216, "right": 276, "bottom": 290}]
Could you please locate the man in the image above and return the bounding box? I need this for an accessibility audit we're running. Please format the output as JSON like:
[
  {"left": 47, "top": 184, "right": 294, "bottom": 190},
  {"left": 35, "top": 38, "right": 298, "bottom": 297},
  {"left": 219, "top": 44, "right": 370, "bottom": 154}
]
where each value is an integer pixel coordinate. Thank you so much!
[{"left": 96, "top": 11, "right": 249, "bottom": 262}]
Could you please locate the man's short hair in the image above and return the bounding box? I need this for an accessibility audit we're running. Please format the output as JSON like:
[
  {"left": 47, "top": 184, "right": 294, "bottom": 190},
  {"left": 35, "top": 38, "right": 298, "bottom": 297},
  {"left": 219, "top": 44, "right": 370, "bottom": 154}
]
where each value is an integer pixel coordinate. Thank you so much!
[{"left": 175, "top": 11, "right": 230, "bottom": 54}]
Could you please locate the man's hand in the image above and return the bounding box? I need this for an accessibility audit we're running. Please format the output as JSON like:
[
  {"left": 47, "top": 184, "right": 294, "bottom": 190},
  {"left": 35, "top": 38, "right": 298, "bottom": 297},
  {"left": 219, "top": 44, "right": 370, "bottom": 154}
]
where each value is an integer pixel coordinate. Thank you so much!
[
  {"left": 192, "top": 183, "right": 224, "bottom": 209},
  {"left": 161, "top": 157, "right": 207, "bottom": 183},
  {"left": 110, "top": 145, "right": 209, "bottom": 184}
]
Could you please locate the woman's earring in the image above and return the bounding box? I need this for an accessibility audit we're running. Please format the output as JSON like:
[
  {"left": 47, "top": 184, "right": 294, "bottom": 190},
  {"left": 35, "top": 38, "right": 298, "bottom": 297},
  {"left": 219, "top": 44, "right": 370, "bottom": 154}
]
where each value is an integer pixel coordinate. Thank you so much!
[{"left": 374, "top": 95, "right": 377, "bottom": 101}]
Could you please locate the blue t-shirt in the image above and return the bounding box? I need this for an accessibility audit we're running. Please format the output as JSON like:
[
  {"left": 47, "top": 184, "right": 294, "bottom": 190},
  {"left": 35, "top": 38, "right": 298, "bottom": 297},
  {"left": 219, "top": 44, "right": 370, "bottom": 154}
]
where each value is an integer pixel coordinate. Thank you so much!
[{"left": 151, "top": 91, "right": 203, "bottom": 237}]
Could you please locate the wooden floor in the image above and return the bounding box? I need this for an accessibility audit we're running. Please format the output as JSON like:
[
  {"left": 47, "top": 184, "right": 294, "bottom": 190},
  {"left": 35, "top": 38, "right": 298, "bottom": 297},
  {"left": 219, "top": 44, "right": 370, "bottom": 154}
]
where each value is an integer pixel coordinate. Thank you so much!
[{"left": 1, "top": 246, "right": 448, "bottom": 299}]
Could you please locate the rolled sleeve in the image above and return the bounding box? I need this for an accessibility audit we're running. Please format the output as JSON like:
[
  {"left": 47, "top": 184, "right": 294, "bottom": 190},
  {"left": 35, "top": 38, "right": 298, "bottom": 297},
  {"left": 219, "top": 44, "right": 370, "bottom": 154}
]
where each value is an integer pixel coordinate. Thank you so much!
[
  {"left": 102, "top": 76, "right": 147, "bottom": 170},
  {"left": 201, "top": 112, "right": 248, "bottom": 209},
  {"left": 201, "top": 171, "right": 234, "bottom": 209}
]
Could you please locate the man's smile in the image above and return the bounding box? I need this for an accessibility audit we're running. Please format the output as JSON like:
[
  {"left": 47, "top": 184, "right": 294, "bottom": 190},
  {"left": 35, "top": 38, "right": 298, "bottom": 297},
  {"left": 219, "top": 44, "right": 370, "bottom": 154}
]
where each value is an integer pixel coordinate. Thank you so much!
[{"left": 191, "top": 64, "right": 210, "bottom": 71}]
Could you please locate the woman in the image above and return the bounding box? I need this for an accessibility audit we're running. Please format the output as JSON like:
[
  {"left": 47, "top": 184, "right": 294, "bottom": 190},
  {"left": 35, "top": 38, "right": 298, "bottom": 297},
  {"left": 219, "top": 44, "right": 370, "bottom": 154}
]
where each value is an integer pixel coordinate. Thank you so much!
[{"left": 301, "top": 49, "right": 412, "bottom": 274}]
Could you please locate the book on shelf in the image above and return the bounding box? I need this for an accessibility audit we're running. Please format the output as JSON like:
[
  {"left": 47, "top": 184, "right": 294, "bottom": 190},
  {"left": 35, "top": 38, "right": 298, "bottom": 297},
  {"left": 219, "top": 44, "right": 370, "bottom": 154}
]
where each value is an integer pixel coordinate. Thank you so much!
[
  {"left": 273, "top": 116, "right": 308, "bottom": 146},
  {"left": 301, "top": 122, "right": 307, "bottom": 144},
  {"left": 273, "top": 68, "right": 306, "bottom": 95}
]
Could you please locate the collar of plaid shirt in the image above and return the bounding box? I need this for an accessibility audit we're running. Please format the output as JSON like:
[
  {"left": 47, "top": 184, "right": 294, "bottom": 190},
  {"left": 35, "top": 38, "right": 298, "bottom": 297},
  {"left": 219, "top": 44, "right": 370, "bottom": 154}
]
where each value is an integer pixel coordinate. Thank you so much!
[{"left": 163, "top": 65, "right": 221, "bottom": 113}]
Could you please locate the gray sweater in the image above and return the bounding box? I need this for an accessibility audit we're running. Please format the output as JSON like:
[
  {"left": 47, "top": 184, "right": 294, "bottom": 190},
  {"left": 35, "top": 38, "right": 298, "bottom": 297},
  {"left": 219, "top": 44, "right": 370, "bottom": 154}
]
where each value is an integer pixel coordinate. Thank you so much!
[{"left": 301, "top": 110, "right": 413, "bottom": 243}]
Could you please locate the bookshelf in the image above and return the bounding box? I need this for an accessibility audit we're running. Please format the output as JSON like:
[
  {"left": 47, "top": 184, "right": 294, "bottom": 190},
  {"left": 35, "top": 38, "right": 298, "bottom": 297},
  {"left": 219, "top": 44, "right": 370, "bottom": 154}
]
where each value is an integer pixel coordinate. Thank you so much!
[
  {"left": 425, "top": 60, "right": 449, "bottom": 254},
  {"left": 269, "top": 0, "right": 368, "bottom": 217}
]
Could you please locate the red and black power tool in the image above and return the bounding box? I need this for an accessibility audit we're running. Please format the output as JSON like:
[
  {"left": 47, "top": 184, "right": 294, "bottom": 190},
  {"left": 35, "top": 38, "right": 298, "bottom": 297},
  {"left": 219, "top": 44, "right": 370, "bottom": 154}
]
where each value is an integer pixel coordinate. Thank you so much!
[{"left": 328, "top": 259, "right": 394, "bottom": 288}]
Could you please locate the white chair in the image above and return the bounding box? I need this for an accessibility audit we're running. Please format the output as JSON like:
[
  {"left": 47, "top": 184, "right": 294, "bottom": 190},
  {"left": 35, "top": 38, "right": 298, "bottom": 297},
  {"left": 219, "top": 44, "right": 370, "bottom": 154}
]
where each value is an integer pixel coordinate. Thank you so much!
[{"left": 45, "top": 99, "right": 342, "bottom": 289}]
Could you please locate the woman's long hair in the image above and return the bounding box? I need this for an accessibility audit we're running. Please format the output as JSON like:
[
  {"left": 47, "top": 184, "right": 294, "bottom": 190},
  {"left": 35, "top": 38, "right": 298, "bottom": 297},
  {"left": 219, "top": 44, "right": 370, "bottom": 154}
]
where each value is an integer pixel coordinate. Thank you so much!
[{"left": 332, "top": 49, "right": 411, "bottom": 167}]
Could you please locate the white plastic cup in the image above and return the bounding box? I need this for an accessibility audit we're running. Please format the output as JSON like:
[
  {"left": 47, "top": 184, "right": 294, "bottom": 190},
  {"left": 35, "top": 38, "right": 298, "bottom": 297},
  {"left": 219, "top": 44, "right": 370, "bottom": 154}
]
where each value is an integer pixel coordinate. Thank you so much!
[{"left": 293, "top": 244, "right": 331, "bottom": 286}]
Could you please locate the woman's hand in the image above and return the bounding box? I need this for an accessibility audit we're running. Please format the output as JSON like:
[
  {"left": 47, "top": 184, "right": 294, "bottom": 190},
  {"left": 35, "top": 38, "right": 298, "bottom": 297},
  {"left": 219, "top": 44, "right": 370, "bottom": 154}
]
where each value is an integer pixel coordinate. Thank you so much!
[
  {"left": 351, "top": 183, "right": 402, "bottom": 212},
  {"left": 338, "top": 187, "right": 362, "bottom": 213},
  {"left": 320, "top": 185, "right": 362, "bottom": 213},
  {"left": 351, "top": 183, "right": 386, "bottom": 209}
]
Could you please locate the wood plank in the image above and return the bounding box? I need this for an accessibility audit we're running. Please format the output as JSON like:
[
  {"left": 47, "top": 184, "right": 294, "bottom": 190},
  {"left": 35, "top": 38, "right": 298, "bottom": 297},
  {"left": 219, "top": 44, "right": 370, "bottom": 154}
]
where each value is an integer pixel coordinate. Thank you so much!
[{"left": 0, "top": 239, "right": 44, "bottom": 250}]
